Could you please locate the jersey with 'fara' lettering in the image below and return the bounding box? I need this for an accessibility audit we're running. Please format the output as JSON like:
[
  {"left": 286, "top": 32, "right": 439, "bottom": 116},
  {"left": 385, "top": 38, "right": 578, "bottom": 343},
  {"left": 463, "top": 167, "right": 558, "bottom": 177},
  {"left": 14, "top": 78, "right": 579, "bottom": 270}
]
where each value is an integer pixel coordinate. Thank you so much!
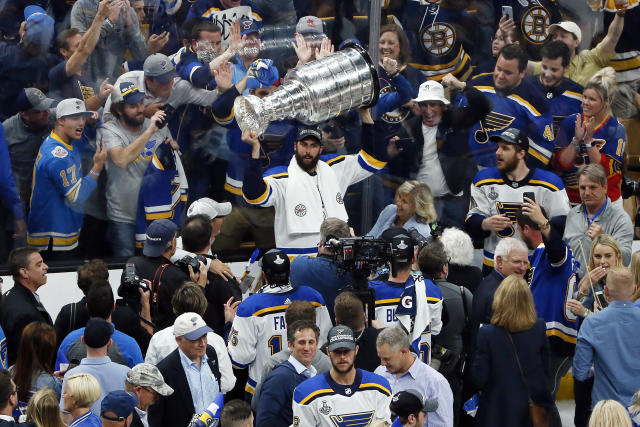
[
  {"left": 227, "top": 285, "right": 332, "bottom": 395},
  {"left": 465, "top": 167, "right": 570, "bottom": 268},
  {"left": 292, "top": 369, "right": 392, "bottom": 427}
]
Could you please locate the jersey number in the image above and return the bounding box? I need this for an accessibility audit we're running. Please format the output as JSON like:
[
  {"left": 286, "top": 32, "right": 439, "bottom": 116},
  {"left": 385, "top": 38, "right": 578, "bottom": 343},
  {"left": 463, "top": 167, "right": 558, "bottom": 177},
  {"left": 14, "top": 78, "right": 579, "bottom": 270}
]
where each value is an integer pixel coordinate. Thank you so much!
[
  {"left": 268, "top": 335, "right": 282, "bottom": 355},
  {"left": 60, "top": 165, "right": 77, "bottom": 187},
  {"left": 543, "top": 125, "right": 553, "bottom": 141},
  {"left": 419, "top": 341, "right": 430, "bottom": 364}
]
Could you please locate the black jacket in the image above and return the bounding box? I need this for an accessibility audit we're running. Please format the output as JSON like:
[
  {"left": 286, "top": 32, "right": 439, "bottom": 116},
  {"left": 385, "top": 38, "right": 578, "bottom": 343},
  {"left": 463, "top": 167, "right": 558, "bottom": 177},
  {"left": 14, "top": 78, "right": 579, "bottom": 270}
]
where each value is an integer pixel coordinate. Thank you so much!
[
  {"left": 129, "top": 408, "right": 144, "bottom": 427},
  {"left": 355, "top": 327, "right": 381, "bottom": 372},
  {"left": 471, "top": 319, "right": 553, "bottom": 426},
  {"left": 408, "top": 86, "right": 491, "bottom": 195},
  {"left": 148, "top": 346, "right": 221, "bottom": 427},
  {"left": 127, "top": 256, "right": 190, "bottom": 330},
  {"left": 0, "top": 283, "right": 52, "bottom": 365},
  {"left": 446, "top": 264, "right": 483, "bottom": 295},
  {"left": 0, "top": 419, "right": 35, "bottom": 427},
  {"left": 203, "top": 273, "right": 242, "bottom": 337},
  {"left": 469, "top": 269, "right": 503, "bottom": 358}
]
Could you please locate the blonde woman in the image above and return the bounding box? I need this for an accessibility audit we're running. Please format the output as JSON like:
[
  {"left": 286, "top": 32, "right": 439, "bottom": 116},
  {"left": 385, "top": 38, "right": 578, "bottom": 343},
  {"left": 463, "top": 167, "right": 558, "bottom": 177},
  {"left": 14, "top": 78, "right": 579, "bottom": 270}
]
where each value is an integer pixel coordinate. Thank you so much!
[
  {"left": 555, "top": 67, "right": 627, "bottom": 205},
  {"left": 26, "top": 387, "right": 66, "bottom": 427},
  {"left": 62, "top": 373, "right": 101, "bottom": 427},
  {"left": 630, "top": 251, "right": 640, "bottom": 308},
  {"left": 567, "top": 234, "right": 623, "bottom": 317},
  {"left": 588, "top": 400, "right": 632, "bottom": 427},
  {"left": 369, "top": 180, "right": 437, "bottom": 239},
  {"left": 471, "top": 276, "right": 553, "bottom": 427}
]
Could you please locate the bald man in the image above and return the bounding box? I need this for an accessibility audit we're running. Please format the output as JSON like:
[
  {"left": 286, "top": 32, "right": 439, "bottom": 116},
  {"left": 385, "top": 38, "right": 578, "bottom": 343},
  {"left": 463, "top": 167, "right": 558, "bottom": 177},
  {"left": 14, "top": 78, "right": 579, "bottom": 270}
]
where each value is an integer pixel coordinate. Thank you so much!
[{"left": 573, "top": 266, "right": 640, "bottom": 410}]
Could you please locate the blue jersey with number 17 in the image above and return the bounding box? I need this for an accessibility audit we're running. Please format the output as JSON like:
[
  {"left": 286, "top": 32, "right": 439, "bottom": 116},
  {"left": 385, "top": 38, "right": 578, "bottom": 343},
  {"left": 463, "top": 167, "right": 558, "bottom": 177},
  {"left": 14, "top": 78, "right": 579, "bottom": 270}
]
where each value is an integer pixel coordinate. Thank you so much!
[{"left": 227, "top": 286, "right": 332, "bottom": 395}]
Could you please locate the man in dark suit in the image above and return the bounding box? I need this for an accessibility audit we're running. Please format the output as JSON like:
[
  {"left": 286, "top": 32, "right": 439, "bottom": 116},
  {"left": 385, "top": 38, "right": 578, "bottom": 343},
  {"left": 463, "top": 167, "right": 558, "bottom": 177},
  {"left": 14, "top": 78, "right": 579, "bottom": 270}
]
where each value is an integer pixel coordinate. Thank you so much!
[
  {"left": 0, "top": 370, "right": 34, "bottom": 426},
  {"left": 148, "top": 312, "right": 222, "bottom": 427},
  {"left": 125, "top": 363, "right": 174, "bottom": 427},
  {"left": 0, "top": 248, "right": 52, "bottom": 365}
]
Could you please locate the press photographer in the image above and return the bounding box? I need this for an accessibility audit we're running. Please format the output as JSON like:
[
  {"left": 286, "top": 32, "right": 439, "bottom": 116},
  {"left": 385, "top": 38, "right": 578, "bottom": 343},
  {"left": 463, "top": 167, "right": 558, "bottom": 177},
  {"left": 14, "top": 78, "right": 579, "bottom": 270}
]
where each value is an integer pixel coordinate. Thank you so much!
[{"left": 126, "top": 219, "right": 207, "bottom": 330}]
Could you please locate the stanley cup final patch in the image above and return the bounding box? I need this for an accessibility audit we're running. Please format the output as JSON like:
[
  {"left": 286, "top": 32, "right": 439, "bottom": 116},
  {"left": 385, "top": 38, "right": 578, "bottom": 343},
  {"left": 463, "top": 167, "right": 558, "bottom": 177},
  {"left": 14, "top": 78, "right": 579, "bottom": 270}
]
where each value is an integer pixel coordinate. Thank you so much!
[{"left": 294, "top": 204, "right": 307, "bottom": 217}]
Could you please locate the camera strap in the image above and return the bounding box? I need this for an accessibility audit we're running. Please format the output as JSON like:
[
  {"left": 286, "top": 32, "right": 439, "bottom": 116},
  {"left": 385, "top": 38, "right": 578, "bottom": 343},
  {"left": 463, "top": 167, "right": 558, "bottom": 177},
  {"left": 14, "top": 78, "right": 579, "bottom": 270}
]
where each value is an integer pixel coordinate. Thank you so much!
[{"left": 151, "top": 264, "right": 170, "bottom": 307}]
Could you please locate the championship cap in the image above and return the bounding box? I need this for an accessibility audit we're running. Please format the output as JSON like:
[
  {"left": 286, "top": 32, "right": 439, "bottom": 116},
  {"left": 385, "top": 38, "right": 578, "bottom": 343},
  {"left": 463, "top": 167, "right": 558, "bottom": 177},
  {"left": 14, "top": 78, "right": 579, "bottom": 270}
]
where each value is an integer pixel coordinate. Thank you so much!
[
  {"left": 489, "top": 127, "right": 529, "bottom": 151},
  {"left": 260, "top": 249, "right": 290, "bottom": 284},
  {"left": 56, "top": 98, "right": 93, "bottom": 118},
  {"left": 413, "top": 80, "right": 449, "bottom": 105},
  {"left": 296, "top": 126, "right": 322, "bottom": 143},
  {"left": 143, "top": 219, "right": 178, "bottom": 257},
  {"left": 111, "top": 81, "right": 146, "bottom": 105},
  {"left": 101, "top": 391, "right": 138, "bottom": 421},
  {"left": 83, "top": 318, "right": 114, "bottom": 349},
  {"left": 327, "top": 325, "right": 356, "bottom": 351},
  {"left": 16, "top": 88, "right": 56, "bottom": 112},
  {"left": 296, "top": 16, "right": 323, "bottom": 35},
  {"left": 390, "top": 389, "right": 438, "bottom": 417},
  {"left": 549, "top": 21, "right": 581, "bottom": 44},
  {"left": 187, "top": 197, "right": 232, "bottom": 219},
  {"left": 173, "top": 312, "right": 213, "bottom": 340},
  {"left": 240, "top": 19, "right": 260, "bottom": 36},
  {"left": 127, "top": 364, "right": 174, "bottom": 396},
  {"left": 246, "top": 59, "right": 279, "bottom": 89},
  {"left": 144, "top": 53, "right": 177, "bottom": 84}
]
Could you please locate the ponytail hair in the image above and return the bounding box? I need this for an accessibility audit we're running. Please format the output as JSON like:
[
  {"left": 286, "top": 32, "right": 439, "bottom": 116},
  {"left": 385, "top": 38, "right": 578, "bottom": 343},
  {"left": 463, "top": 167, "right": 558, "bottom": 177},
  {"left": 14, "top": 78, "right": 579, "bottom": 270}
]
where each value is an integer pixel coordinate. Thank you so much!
[{"left": 584, "top": 66, "right": 617, "bottom": 107}]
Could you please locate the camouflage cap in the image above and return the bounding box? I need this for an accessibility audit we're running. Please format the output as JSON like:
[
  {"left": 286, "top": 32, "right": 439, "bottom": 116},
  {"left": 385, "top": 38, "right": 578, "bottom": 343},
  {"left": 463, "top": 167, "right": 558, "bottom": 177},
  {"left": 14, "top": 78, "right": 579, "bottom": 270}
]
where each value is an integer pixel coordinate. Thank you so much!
[{"left": 127, "top": 363, "right": 174, "bottom": 396}]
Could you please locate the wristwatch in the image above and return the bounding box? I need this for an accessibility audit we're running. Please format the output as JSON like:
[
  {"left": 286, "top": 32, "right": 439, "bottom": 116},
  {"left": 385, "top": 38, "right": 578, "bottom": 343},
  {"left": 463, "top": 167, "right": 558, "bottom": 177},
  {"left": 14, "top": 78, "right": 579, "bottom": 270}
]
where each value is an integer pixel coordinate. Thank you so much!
[{"left": 539, "top": 221, "right": 550, "bottom": 231}]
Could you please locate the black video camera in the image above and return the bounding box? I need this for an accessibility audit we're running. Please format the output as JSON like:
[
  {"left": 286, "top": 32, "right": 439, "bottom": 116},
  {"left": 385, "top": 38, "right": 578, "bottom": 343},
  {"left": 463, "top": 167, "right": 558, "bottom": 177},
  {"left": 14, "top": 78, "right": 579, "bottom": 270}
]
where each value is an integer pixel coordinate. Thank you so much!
[
  {"left": 118, "top": 263, "right": 148, "bottom": 301},
  {"left": 174, "top": 254, "right": 208, "bottom": 276},
  {"left": 621, "top": 176, "right": 640, "bottom": 199}
]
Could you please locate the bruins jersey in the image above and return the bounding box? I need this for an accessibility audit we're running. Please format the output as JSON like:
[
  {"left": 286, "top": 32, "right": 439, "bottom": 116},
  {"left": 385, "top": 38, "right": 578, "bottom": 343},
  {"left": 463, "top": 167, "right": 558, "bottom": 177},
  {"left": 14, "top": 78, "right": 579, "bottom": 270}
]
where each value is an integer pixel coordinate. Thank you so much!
[
  {"left": 465, "top": 167, "right": 570, "bottom": 268},
  {"left": 496, "top": 0, "right": 562, "bottom": 61},
  {"left": 292, "top": 370, "right": 392, "bottom": 427},
  {"left": 465, "top": 74, "right": 555, "bottom": 168},
  {"left": 401, "top": 1, "right": 473, "bottom": 81},
  {"left": 227, "top": 286, "right": 332, "bottom": 395}
]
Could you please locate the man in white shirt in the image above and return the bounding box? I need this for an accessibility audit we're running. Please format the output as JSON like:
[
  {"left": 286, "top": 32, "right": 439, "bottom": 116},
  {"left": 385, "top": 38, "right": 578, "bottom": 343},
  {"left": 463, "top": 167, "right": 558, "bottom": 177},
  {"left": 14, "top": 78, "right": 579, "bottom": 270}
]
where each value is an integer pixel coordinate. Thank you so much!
[{"left": 409, "top": 78, "right": 490, "bottom": 228}]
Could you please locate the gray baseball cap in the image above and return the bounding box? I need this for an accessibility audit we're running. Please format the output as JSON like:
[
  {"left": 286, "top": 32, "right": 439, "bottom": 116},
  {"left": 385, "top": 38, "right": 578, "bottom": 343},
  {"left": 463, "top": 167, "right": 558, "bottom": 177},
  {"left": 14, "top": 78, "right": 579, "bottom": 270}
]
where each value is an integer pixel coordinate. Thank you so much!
[
  {"left": 16, "top": 88, "right": 56, "bottom": 112},
  {"left": 327, "top": 325, "right": 356, "bottom": 351},
  {"left": 127, "top": 363, "right": 174, "bottom": 396},
  {"left": 143, "top": 53, "right": 177, "bottom": 84}
]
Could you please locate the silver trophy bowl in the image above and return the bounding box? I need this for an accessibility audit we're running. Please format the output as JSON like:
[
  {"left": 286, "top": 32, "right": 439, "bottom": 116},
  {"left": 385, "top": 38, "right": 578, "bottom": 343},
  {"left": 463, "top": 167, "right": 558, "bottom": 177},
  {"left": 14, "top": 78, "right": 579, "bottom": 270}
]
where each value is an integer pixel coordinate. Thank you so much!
[{"left": 234, "top": 43, "right": 380, "bottom": 134}]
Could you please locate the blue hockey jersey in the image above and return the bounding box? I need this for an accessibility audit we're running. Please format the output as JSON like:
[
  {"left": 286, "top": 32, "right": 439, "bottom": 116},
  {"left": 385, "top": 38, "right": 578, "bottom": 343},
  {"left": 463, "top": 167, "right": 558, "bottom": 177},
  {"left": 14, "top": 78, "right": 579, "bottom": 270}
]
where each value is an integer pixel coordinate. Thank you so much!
[
  {"left": 293, "top": 369, "right": 392, "bottom": 426},
  {"left": 27, "top": 132, "right": 97, "bottom": 251},
  {"left": 465, "top": 74, "right": 555, "bottom": 168},
  {"left": 526, "top": 75, "right": 583, "bottom": 137},
  {"left": 172, "top": 46, "right": 217, "bottom": 89}
]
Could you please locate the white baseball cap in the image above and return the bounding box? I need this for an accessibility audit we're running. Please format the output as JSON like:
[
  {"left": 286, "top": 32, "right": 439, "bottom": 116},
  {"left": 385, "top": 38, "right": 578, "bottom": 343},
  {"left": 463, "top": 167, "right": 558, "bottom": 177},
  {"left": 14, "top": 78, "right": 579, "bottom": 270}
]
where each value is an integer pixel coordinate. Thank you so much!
[
  {"left": 56, "top": 98, "right": 93, "bottom": 118},
  {"left": 173, "top": 313, "right": 212, "bottom": 340},
  {"left": 413, "top": 80, "right": 450, "bottom": 105},
  {"left": 549, "top": 21, "right": 581, "bottom": 44},
  {"left": 187, "top": 198, "right": 232, "bottom": 219}
]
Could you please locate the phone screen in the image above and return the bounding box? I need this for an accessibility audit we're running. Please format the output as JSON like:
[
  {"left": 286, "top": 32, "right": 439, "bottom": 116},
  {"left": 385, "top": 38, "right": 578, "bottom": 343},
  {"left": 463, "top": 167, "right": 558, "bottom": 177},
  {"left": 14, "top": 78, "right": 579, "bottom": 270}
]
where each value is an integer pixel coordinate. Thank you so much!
[{"left": 502, "top": 5, "right": 513, "bottom": 20}]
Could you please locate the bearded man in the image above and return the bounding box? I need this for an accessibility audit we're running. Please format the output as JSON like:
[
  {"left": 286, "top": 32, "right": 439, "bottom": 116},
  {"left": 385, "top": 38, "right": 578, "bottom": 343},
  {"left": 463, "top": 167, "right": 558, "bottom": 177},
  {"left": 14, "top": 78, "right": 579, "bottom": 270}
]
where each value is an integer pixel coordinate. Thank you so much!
[
  {"left": 241, "top": 119, "right": 389, "bottom": 258},
  {"left": 464, "top": 127, "right": 570, "bottom": 275}
]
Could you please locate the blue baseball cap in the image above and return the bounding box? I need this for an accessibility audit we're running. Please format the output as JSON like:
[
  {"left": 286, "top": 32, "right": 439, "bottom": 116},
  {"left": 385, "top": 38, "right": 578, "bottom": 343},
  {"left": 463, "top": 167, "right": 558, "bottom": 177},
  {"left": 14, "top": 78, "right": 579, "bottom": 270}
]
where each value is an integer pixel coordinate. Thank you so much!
[
  {"left": 143, "top": 219, "right": 178, "bottom": 257},
  {"left": 101, "top": 391, "right": 138, "bottom": 421},
  {"left": 23, "top": 5, "right": 54, "bottom": 47},
  {"left": 117, "top": 81, "right": 145, "bottom": 105},
  {"left": 240, "top": 19, "right": 260, "bottom": 37},
  {"left": 247, "top": 59, "right": 279, "bottom": 89}
]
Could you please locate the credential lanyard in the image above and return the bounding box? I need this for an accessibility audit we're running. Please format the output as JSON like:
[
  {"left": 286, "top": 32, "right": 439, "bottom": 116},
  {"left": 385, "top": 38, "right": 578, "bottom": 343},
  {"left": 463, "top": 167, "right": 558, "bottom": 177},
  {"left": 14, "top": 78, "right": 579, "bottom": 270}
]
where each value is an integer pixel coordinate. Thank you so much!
[{"left": 584, "top": 200, "right": 607, "bottom": 228}]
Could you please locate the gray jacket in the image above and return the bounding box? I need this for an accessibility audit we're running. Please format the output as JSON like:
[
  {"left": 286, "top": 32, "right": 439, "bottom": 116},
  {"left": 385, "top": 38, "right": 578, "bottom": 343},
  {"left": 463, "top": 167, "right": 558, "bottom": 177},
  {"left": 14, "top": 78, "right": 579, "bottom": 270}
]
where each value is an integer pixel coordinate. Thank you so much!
[
  {"left": 251, "top": 349, "right": 332, "bottom": 412},
  {"left": 563, "top": 198, "right": 633, "bottom": 278}
]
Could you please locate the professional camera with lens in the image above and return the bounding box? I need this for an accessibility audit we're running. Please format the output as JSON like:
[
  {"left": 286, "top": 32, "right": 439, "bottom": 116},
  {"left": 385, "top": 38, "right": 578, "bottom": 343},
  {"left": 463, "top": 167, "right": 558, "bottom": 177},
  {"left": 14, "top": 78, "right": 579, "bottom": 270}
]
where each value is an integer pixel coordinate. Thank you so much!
[
  {"left": 621, "top": 176, "right": 640, "bottom": 199},
  {"left": 174, "top": 254, "right": 208, "bottom": 276},
  {"left": 118, "top": 263, "right": 149, "bottom": 301}
]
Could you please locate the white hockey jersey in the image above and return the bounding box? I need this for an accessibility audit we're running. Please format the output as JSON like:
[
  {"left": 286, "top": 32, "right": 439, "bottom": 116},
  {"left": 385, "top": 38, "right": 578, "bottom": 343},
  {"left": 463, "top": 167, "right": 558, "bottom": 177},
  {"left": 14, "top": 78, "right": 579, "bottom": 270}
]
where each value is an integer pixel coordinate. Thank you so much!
[
  {"left": 292, "top": 369, "right": 392, "bottom": 427},
  {"left": 227, "top": 285, "right": 332, "bottom": 394},
  {"left": 466, "top": 168, "right": 570, "bottom": 268}
]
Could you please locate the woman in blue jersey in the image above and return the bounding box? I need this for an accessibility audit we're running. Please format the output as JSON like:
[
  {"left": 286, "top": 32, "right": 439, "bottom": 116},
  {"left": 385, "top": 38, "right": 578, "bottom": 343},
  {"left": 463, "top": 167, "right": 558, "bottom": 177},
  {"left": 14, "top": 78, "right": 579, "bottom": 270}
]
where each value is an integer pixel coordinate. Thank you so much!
[
  {"left": 368, "top": 180, "right": 437, "bottom": 239},
  {"left": 554, "top": 67, "right": 626, "bottom": 205}
]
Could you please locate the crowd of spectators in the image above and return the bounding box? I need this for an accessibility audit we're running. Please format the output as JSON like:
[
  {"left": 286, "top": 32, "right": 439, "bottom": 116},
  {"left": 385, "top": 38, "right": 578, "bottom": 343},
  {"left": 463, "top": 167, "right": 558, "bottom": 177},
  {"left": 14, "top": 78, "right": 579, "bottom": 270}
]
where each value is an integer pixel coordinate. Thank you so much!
[{"left": 0, "top": 0, "right": 640, "bottom": 426}]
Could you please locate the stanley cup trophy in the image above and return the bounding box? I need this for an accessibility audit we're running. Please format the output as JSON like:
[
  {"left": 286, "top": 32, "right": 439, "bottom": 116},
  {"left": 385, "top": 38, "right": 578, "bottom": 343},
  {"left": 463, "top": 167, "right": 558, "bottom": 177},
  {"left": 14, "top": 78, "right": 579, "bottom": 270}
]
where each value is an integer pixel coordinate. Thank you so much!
[{"left": 234, "top": 43, "right": 380, "bottom": 134}]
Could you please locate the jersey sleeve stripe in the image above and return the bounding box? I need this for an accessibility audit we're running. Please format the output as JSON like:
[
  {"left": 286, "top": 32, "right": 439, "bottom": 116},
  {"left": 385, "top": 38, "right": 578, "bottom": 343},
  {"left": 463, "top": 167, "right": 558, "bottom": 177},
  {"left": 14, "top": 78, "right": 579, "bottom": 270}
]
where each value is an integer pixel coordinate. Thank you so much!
[
  {"left": 299, "top": 388, "right": 335, "bottom": 405},
  {"left": 253, "top": 304, "right": 290, "bottom": 317},
  {"left": 224, "top": 182, "right": 243, "bottom": 195},
  {"left": 213, "top": 107, "right": 235, "bottom": 125},
  {"left": 229, "top": 354, "right": 250, "bottom": 369},
  {"left": 201, "top": 6, "right": 221, "bottom": 18},
  {"left": 427, "top": 297, "right": 441, "bottom": 302},
  {"left": 358, "top": 150, "right": 386, "bottom": 170},
  {"left": 146, "top": 212, "right": 172, "bottom": 220},
  {"left": 507, "top": 94, "right": 541, "bottom": 116},
  {"left": 527, "top": 179, "right": 560, "bottom": 192},
  {"left": 189, "top": 65, "right": 202, "bottom": 82},
  {"left": 474, "top": 85, "right": 495, "bottom": 94},
  {"left": 527, "top": 147, "right": 551, "bottom": 165},
  {"left": 562, "top": 91, "right": 583, "bottom": 101},
  {"left": 243, "top": 182, "right": 271, "bottom": 205},
  {"left": 474, "top": 178, "right": 503, "bottom": 187},
  {"left": 326, "top": 155, "right": 346, "bottom": 165},
  {"left": 546, "top": 326, "right": 577, "bottom": 344},
  {"left": 358, "top": 383, "right": 391, "bottom": 396},
  {"left": 267, "top": 172, "right": 289, "bottom": 179},
  {"left": 375, "top": 298, "right": 401, "bottom": 306}
]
